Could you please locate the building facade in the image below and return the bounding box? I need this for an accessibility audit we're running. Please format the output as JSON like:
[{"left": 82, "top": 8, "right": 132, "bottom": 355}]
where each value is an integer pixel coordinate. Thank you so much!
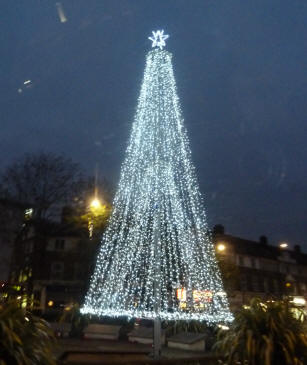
[
  {"left": 8, "top": 219, "right": 307, "bottom": 315},
  {"left": 9, "top": 219, "right": 98, "bottom": 313},
  {"left": 213, "top": 226, "right": 307, "bottom": 312},
  {"left": 0, "top": 199, "right": 26, "bottom": 281}
]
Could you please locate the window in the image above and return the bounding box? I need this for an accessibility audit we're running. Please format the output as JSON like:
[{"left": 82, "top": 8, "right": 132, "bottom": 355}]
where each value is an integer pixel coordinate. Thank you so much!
[
  {"left": 55, "top": 239, "right": 65, "bottom": 250},
  {"left": 74, "top": 263, "right": 83, "bottom": 280},
  {"left": 268, "top": 279, "right": 275, "bottom": 293},
  {"left": 238, "top": 255, "right": 244, "bottom": 266},
  {"left": 280, "top": 263, "right": 286, "bottom": 273},
  {"left": 240, "top": 276, "right": 247, "bottom": 291},
  {"left": 251, "top": 257, "right": 257, "bottom": 269},
  {"left": 252, "top": 275, "right": 259, "bottom": 292},
  {"left": 244, "top": 257, "right": 252, "bottom": 268},
  {"left": 24, "top": 208, "right": 33, "bottom": 220},
  {"left": 258, "top": 277, "right": 264, "bottom": 292},
  {"left": 246, "top": 275, "right": 253, "bottom": 291},
  {"left": 50, "top": 262, "right": 64, "bottom": 280}
]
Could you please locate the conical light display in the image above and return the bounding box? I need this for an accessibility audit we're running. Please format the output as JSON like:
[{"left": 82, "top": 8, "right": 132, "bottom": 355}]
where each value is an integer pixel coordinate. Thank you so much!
[{"left": 81, "top": 32, "right": 233, "bottom": 323}]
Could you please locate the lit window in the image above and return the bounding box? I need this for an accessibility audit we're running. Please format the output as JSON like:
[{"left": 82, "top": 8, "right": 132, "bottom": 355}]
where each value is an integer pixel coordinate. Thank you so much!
[
  {"left": 193, "top": 290, "right": 213, "bottom": 304},
  {"left": 176, "top": 288, "right": 186, "bottom": 301},
  {"left": 24, "top": 208, "right": 33, "bottom": 220}
]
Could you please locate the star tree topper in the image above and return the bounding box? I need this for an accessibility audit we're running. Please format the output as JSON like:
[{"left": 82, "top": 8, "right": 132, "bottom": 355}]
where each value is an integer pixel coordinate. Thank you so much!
[{"left": 148, "top": 30, "right": 169, "bottom": 50}]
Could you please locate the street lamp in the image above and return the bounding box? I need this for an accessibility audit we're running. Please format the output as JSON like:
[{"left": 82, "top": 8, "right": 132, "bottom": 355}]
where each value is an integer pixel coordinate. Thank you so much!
[
  {"left": 279, "top": 242, "right": 288, "bottom": 249},
  {"left": 217, "top": 243, "right": 226, "bottom": 252},
  {"left": 89, "top": 198, "right": 100, "bottom": 238},
  {"left": 88, "top": 197, "right": 104, "bottom": 238},
  {"left": 90, "top": 198, "right": 101, "bottom": 209}
]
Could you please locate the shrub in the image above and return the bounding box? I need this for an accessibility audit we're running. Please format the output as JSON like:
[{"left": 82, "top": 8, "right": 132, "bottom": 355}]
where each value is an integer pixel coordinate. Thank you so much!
[
  {"left": 214, "top": 298, "right": 307, "bottom": 365},
  {"left": 0, "top": 300, "right": 56, "bottom": 365}
]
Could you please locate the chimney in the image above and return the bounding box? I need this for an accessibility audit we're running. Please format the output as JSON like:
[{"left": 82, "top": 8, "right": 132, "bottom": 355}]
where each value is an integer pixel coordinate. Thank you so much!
[
  {"left": 259, "top": 235, "right": 268, "bottom": 245},
  {"left": 294, "top": 245, "right": 301, "bottom": 253},
  {"left": 213, "top": 224, "right": 225, "bottom": 235}
]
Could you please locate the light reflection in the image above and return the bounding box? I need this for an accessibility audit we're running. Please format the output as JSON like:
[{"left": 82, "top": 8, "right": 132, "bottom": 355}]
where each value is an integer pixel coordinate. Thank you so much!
[{"left": 56, "top": 2, "right": 67, "bottom": 23}]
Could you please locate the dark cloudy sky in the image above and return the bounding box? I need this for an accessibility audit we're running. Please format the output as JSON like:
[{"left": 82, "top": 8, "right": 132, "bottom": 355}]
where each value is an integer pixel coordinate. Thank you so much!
[{"left": 1, "top": 0, "right": 307, "bottom": 248}]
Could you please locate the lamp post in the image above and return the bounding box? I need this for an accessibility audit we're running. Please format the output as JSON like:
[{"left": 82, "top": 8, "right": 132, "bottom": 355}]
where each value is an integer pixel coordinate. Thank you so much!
[{"left": 88, "top": 197, "right": 101, "bottom": 238}]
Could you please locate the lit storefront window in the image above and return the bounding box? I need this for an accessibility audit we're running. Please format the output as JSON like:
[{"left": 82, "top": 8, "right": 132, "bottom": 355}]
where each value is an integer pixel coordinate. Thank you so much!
[
  {"left": 176, "top": 288, "right": 216, "bottom": 310},
  {"left": 176, "top": 288, "right": 186, "bottom": 301}
]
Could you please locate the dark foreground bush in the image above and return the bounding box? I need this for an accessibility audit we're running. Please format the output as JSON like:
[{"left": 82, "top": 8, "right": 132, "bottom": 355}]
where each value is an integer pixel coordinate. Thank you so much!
[
  {"left": 214, "top": 298, "right": 307, "bottom": 365},
  {"left": 0, "top": 300, "right": 56, "bottom": 365}
]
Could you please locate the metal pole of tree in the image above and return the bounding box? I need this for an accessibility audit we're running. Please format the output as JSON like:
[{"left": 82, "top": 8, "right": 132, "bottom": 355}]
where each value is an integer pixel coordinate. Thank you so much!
[{"left": 153, "top": 203, "right": 162, "bottom": 359}]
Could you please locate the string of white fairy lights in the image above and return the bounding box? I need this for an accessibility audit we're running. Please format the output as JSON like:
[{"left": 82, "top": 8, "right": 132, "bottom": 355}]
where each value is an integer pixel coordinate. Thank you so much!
[{"left": 81, "top": 31, "right": 233, "bottom": 324}]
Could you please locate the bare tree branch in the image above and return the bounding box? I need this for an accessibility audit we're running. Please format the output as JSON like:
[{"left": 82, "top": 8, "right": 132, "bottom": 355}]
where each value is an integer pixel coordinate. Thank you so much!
[{"left": 0, "top": 152, "right": 84, "bottom": 219}]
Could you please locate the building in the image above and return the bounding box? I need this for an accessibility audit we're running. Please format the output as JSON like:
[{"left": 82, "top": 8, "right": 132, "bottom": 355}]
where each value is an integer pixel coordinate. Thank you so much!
[
  {"left": 212, "top": 225, "right": 307, "bottom": 312},
  {"left": 9, "top": 218, "right": 98, "bottom": 313},
  {"left": 9, "top": 217, "right": 307, "bottom": 315},
  {"left": 0, "top": 199, "right": 26, "bottom": 281}
]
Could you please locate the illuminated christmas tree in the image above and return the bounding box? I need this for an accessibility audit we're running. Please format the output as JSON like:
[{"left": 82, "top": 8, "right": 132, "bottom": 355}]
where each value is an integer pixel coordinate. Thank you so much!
[{"left": 81, "top": 31, "right": 233, "bottom": 323}]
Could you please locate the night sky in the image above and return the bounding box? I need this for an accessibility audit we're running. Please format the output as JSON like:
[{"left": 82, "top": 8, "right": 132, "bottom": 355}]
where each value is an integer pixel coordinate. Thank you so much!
[{"left": 1, "top": 1, "right": 307, "bottom": 248}]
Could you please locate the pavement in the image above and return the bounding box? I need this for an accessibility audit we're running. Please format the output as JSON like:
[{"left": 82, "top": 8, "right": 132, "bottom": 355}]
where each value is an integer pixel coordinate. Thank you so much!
[{"left": 56, "top": 338, "right": 217, "bottom": 364}]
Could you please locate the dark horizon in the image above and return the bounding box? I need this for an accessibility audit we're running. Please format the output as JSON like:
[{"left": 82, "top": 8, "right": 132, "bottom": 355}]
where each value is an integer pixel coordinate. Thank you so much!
[{"left": 1, "top": 0, "right": 307, "bottom": 248}]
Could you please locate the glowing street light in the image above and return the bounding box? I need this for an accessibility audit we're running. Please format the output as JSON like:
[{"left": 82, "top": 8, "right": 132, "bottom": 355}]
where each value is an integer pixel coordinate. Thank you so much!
[
  {"left": 88, "top": 197, "right": 105, "bottom": 238},
  {"left": 217, "top": 243, "right": 226, "bottom": 252},
  {"left": 90, "top": 198, "right": 101, "bottom": 209},
  {"left": 279, "top": 242, "right": 288, "bottom": 249}
]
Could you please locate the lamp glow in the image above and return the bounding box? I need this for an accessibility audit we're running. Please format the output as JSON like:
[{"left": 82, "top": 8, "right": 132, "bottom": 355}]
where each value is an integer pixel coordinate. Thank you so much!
[
  {"left": 217, "top": 243, "right": 226, "bottom": 252},
  {"left": 90, "top": 198, "right": 101, "bottom": 209}
]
